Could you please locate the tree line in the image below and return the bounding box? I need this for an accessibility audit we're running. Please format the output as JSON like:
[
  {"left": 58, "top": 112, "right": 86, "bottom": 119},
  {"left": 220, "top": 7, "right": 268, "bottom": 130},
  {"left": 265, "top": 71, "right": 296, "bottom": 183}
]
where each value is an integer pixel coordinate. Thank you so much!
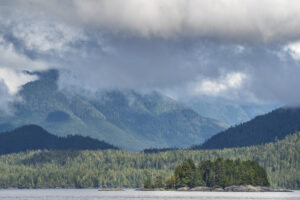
[
  {"left": 0, "top": 132, "right": 298, "bottom": 189},
  {"left": 145, "top": 158, "right": 269, "bottom": 189}
]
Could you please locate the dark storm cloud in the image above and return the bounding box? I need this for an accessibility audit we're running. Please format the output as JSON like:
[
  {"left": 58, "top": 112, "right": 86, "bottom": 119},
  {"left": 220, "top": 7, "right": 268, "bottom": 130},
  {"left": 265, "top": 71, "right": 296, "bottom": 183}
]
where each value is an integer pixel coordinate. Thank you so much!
[
  {"left": 0, "top": 0, "right": 300, "bottom": 106},
  {"left": 11, "top": 0, "right": 300, "bottom": 43}
]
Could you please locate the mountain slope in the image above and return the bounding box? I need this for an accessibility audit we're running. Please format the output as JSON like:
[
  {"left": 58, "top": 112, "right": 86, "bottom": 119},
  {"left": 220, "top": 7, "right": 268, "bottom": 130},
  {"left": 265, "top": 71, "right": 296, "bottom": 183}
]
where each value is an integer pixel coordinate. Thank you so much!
[
  {"left": 0, "top": 125, "right": 117, "bottom": 154},
  {"left": 0, "top": 70, "right": 227, "bottom": 151},
  {"left": 197, "top": 107, "right": 300, "bottom": 149},
  {"left": 184, "top": 96, "right": 278, "bottom": 126}
]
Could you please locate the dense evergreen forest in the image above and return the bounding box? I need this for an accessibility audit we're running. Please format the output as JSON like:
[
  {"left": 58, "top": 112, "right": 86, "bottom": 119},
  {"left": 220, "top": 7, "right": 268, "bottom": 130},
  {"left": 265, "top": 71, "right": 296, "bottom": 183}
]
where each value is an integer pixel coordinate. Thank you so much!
[
  {"left": 142, "top": 147, "right": 179, "bottom": 154},
  {"left": 0, "top": 125, "right": 117, "bottom": 154},
  {"left": 0, "top": 132, "right": 298, "bottom": 189},
  {"left": 197, "top": 107, "right": 300, "bottom": 149},
  {"left": 145, "top": 158, "right": 269, "bottom": 189}
]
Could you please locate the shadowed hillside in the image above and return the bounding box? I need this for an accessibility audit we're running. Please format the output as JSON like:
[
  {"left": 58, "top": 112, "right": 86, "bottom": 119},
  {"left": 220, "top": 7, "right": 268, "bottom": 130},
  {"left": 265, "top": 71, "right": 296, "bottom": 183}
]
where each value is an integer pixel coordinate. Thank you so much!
[
  {"left": 0, "top": 125, "right": 117, "bottom": 154},
  {"left": 196, "top": 107, "right": 300, "bottom": 149}
]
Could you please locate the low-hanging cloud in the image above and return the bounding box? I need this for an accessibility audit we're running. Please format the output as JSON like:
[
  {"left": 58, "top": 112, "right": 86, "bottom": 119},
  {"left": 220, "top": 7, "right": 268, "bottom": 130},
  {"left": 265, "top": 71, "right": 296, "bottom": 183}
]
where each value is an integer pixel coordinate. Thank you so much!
[
  {"left": 0, "top": 80, "right": 15, "bottom": 114},
  {"left": 1, "top": 0, "right": 300, "bottom": 107},
  {"left": 193, "top": 72, "right": 247, "bottom": 97},
  {"left": 0, "top": 25, "right": 47, "bottom": 112},
  {"left": 0, "top": 67, "right": 38, "bottom": 95},
  {"left": 0, "top": 33, "right": 47, "bottom": 78}
]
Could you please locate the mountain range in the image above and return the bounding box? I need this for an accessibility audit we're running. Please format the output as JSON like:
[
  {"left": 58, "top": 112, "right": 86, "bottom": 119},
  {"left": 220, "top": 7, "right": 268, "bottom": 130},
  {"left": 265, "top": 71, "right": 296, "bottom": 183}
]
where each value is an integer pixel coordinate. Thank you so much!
[{"left": 0, "top": 70, "right": 227, "bottom": 151}]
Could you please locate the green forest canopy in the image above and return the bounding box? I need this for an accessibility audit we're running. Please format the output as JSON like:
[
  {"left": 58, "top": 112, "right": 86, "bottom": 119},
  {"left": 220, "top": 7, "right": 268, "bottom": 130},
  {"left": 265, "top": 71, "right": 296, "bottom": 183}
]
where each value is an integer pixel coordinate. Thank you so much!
[
  {"left": 145, "top": 158, "right": 269, "bottom": 189},
  {"left": 0, "top": 132, "right": 298, "bottom": 189}
]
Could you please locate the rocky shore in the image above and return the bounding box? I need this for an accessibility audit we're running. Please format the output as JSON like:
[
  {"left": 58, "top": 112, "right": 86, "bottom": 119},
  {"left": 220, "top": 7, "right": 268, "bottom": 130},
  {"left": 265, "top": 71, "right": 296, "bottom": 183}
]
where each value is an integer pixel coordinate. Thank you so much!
[{"left": 138, "top": 185, "right": 292, "bottom": 192}]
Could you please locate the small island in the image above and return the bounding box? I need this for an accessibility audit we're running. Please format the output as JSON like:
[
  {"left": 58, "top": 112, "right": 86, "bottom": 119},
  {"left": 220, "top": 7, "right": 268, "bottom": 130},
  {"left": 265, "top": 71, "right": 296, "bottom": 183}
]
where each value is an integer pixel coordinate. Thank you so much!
[{"left": 142, "top": 158, "right": 291, "bottom": 192}]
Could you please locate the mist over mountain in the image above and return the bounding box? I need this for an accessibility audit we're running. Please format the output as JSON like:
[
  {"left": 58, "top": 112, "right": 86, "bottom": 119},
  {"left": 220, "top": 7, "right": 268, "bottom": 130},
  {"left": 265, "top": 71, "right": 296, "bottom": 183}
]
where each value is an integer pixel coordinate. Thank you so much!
[
  {"left": 0, "top": 70, "right": 227, "bottom": 151},
  {"left": 184, "top": 96, "right": 278, "bottom": 126}
]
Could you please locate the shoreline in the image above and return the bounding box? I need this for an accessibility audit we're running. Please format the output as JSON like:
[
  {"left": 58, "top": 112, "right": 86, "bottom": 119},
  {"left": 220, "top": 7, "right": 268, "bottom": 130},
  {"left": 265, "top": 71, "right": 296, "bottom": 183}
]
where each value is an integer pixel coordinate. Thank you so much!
[
  {"left": 0, "top": 186, "right": 294, "bottom": 192},
  {"left": 138, "top": 185, "right": 293, "bottom": 192}
]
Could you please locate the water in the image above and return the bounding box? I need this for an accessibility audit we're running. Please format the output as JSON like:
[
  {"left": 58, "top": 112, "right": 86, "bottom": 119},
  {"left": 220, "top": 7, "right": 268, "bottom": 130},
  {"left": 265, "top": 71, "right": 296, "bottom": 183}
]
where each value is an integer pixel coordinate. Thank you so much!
[{"left": 0, "top": 189, "right": 299, "bottom": 200}]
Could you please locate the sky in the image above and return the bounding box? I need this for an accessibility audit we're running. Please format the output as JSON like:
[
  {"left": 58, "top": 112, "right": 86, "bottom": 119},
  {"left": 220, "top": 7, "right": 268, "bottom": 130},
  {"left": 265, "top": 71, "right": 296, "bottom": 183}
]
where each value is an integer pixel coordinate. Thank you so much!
[{"left": 1, "top": 0, "right": 300, "bottom": 109}]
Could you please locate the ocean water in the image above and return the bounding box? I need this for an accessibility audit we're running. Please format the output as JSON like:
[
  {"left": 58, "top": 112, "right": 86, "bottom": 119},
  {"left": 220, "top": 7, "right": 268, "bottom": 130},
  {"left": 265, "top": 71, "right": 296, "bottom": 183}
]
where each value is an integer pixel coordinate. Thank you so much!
[{"left": 0, "top": 189, "right": 299, "bottom": 200}]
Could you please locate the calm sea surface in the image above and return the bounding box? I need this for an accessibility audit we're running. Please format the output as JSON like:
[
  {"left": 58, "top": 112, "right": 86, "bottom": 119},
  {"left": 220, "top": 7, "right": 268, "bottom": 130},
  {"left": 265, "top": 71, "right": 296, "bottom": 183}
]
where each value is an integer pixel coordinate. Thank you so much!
[{"left": 0, "top": 189, "right": 299, "bottom": 200}]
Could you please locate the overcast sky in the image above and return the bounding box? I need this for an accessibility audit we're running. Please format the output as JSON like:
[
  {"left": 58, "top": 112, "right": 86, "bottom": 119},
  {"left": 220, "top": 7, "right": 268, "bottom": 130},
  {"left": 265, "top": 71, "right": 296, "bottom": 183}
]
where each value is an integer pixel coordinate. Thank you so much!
[{"left": 1, "top": 0, "right": 300, "bottom": 108}]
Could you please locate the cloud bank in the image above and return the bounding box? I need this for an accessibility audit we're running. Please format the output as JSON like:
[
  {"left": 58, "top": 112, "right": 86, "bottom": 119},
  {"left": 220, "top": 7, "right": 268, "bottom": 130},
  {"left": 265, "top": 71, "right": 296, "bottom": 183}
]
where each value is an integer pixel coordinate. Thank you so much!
[
  {"left": 10, "top": 0, "right": 300, "bottom": 43},
  {"left": 1, "top": 0, "right": 300, "bottom": 108}
]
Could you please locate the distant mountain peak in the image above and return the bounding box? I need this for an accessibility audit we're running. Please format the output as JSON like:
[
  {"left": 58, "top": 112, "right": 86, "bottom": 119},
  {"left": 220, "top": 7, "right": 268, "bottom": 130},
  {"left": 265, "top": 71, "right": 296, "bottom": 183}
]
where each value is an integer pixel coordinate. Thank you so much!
[
  {"left": 0, "top": 69, "right": 227, "bottom": 151},
  {"left": 20, "top": 69, "right": 59, "bottom": 94}
]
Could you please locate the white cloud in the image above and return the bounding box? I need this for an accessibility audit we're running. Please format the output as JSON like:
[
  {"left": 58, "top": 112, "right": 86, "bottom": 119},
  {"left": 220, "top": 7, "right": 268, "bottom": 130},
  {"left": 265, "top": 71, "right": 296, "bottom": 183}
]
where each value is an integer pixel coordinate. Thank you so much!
[
  {"left": 235, "top": 45, "right": 245, "bottom": 54},
  {"left": 0, "top": 32, "right": 48, "bottom": 112},
  {"left": 193, "top": 72, "right": 246, "bottom": 96},
  {"left": 0, "top": 34, "right": 46, "bottom": 98},
  {"left": 284, "top": 41, "right": 300, "bottom": 60},
  {"left": 0, "top": 80, "right": 14, "bottom": 113},
  {"left": 11, "top": 20, "right": 87, "bottom": 56},
  {"left": 0, "top": 67, "right": 38, "bottom": 95},
  {"left": 0, "top": 35, "right": 47, "bottom": 71}
]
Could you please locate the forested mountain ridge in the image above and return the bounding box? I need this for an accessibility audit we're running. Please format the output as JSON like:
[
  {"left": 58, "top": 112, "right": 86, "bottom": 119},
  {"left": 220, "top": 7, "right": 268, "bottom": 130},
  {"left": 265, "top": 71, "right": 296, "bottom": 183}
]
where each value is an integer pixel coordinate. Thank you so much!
[
  {"left": 197, "top": 107, "right": 300, "bottom": 149},
  {"left": 0, "top": 70, "right": 227, "bottom": 151},
  {"left": 0, "top": 131, "right": 298, "bottom": 189},
  {"left": 0, "top": 125, "right": 117, "bottom": 154}
]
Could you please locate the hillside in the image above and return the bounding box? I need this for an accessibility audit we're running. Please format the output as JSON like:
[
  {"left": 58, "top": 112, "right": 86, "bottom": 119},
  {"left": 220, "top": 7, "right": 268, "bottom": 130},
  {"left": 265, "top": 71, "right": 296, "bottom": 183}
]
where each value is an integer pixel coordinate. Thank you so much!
[
  {"left": 0, "top": 125, "right": 117, "bottom": 154},
  {"left": 197, "top": 107, "right": 300, "bottom": 149},
  {"left": 184, "top": 96, "right": 278, "bottom": 126},
  {"left": 0, "top": 132, "right": 298, "bottom": 189},
  {"left": 0, "top": 70, "right": 227, "bottom": 151}
]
